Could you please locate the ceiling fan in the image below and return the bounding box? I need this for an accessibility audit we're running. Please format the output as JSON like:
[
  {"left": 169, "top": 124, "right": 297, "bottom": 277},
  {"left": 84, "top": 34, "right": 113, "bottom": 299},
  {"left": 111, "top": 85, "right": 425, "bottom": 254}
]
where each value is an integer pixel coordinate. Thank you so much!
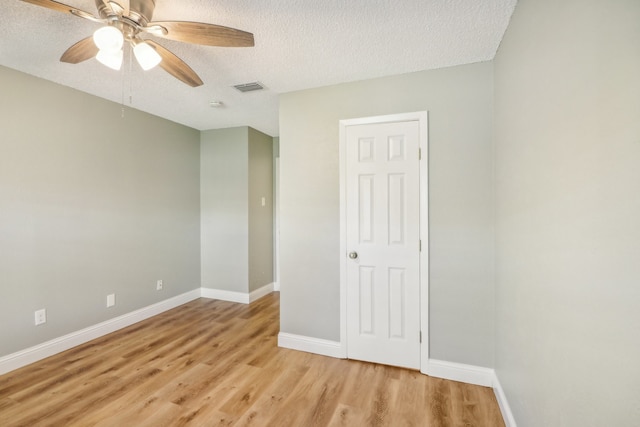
[{"left": 21, "top": 0, "right": 255, "bottom": 87}]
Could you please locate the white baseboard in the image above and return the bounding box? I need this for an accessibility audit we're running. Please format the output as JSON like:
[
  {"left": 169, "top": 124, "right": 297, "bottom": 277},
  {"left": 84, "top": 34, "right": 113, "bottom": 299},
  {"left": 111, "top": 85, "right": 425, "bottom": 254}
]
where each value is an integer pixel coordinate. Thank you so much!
[
  {"left": 250, "top": 282, "right": 275, "bottom": 302},
  {"left": 425, "top": 359, "right": 516, "bottom": 426},
  {"left": 0, "top": 285, "right": 278, "bottom": 376},
  {"left": 493, "top": 373, "right": 517, "bottom": 427},
  {"left": 273, "top": 281, "right": 280, "bottom": 291},
  {"left": 201, "top": 282, "right": 274, "bottom": 304},
  {"left": 201, "top": 287, "right": 250, "bottom": 303},
  {"left": 277, "top": 335, "right": 516, "bottom": 425},
  {"left": 0, "top": 289, "right": 201, "bottom": 376},
  {"left": 277, "top": 332, "right": 345, "bottom": 359},
  {"left": 425, "top": 358, "right": 495, "bottom": 387},
  {"left": 0, "top": 285, "right": 516, "bottom": 427},
  {"left": 277, "top": 335, "right": 514, "bottom": 426}
]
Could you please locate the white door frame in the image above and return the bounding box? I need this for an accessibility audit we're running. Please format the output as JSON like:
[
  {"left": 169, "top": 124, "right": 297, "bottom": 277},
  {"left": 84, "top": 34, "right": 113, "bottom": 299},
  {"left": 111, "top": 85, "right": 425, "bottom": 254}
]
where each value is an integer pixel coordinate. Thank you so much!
[
  {"left": 339, "top": 111, "right": 429, "bottom": 373},
  {"left": 274, "top": 157, "right": 280, "bottom": 291}
]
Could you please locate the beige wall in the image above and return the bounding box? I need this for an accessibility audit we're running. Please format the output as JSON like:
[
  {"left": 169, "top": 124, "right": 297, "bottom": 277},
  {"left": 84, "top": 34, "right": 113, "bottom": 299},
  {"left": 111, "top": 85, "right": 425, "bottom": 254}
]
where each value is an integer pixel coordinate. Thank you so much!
[
  {"left": 0, "top": 66, "right": 201, "bottom": 357},
  {"left": 279, "top": 62, "right": 495, "bottom": 366},
  {"left": 494, "top": 0, "right": 640, "bottom": 425}
]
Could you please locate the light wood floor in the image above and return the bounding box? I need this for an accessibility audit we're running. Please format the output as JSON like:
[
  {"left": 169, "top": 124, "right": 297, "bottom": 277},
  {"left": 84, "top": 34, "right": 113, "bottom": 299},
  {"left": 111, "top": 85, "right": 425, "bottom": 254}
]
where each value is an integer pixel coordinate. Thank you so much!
[{"left": 0, "top": 293, "right": 505, "bottom": 426}]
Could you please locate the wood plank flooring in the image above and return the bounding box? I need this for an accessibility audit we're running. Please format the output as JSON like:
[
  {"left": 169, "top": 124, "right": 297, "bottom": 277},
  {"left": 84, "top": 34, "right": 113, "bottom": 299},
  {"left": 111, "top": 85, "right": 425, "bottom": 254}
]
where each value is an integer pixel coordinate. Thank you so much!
[{"left": 0, "top": 293, "right": 505, "bottom": 426}]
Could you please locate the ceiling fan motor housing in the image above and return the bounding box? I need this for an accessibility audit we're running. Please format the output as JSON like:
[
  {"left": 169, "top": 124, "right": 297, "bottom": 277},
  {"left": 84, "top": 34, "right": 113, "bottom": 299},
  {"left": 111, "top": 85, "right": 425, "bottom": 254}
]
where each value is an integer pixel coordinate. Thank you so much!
[{"left": 95, "top": 0, "right": 156, "bottom": 25}]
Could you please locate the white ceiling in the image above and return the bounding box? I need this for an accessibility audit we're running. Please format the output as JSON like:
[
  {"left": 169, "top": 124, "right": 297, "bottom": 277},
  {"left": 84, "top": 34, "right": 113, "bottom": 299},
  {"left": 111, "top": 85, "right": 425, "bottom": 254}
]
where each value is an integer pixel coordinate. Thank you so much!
[{"left": 0, "top": 0, "right": 517, "bottom": 136}]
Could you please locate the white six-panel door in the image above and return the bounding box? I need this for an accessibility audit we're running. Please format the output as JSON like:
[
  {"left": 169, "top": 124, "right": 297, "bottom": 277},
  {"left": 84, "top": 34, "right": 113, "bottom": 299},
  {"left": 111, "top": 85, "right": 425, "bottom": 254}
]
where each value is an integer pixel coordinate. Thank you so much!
[{"left": 344, "top": 119, "right": 421, "bottom": 369}]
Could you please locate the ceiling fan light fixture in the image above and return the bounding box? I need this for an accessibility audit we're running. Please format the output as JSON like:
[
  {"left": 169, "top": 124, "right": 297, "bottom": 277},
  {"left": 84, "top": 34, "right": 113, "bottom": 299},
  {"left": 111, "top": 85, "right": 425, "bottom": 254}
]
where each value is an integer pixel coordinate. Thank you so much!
[
  {"left": 96, "top": 48, "right": 123, "bottom": 70},
  {"left": 27, "top": 0, "right": 254, "bottom": 87},
  {"left": 133, "top": 42, "right": 162, "bottom": 71},
  {"left": 93, "top": 26, "right": 124, "bottom": 52}
]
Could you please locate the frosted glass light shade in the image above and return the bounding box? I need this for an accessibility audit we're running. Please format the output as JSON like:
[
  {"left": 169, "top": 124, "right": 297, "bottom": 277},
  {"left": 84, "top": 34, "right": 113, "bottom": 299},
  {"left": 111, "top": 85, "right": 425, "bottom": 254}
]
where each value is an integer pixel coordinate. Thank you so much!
[
  {"left": 93, "top": 26, "right": 124, "bottom": 52},
  {"left": 133, "top": 42, "right": 162, "bottom": 70},
  {"left": 96, "top": 49, "right": 123, "bottom": 70}
]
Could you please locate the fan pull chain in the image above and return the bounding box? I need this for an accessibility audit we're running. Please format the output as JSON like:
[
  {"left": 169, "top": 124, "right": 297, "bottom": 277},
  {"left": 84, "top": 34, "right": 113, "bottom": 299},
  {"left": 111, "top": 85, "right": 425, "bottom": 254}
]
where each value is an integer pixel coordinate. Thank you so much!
[
  {"left": 128, "top": 45, "right": 133, "bottom": 106},
  {"left": 121, "top": 48, "right": 126, "bottom": 119},
  {"left": 120, "top": 45, "right": 134, "bottom": 119}
]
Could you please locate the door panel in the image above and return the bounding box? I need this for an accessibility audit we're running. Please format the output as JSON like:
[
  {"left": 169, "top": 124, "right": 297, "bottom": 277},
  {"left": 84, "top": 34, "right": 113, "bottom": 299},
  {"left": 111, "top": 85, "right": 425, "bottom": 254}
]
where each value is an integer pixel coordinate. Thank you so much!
[{"left": 345, "top": 120, "right": 421, "bottom": 369}]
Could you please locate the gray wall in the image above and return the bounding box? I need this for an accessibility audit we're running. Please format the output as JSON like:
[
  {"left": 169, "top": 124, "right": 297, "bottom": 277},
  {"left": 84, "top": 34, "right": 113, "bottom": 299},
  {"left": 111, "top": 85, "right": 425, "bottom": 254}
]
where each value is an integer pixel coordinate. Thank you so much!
[
  {"left": 200, "top": 127, "right": 274, "bottom": 294},
  {"left": 200, "top": 128, "right": 249, "bottom": 293},
  {"left": 248, "top": 128, "right": 274, "bottom": 292},
  {"left": 494, "top": 0, "right": 640, "bottom": 425},
  {"left": 273, "top": 137, "right": 280, "bottom": 286},
  {"left": 279, "top": 62, "right": 495, "bottom": 366},
  {"left": 0, "top": 66, "right": 201, "bottom": 357}
]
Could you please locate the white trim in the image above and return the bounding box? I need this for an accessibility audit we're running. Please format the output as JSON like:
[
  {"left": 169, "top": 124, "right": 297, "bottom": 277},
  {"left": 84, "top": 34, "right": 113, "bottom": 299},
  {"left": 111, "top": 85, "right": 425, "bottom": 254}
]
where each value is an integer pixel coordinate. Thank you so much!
[
  {"left": 493, "top": 373, "right": 518, "bottom": 427},
  {"left": 339, "top": 111, "right": 429, "bottom": 366},
  {"left": 0, "top": 289, "right": 201, "bottom": 375},
  {"left": 249, "top": 282, "right": 275, "bottom": 302},
  {"left": 274, "top": 157, "right": 280, "bottom": 291},
  {"left": 425, "top": 358, "right": 495, "bottom": 387},
  {"left": 273, "top": 281, "right": 280, "bottom": 291},
  {"left": 0, "top": 281, "right": 515, "bottom": 427},
  {"left": 339, "top": 112, "right": 428, "bottom": 126},
  {"left": 201, "top": 287, "right": 250, "bottom": 303},
  {"left": 338, "top": 117, "right": 349, "bottom": 357},
  {"left": 0, "top": 284, "right": 278, "bottom": 376},
  {"left": 418, "top": 112, "right": 430, "bottom": 372},
  {"left": 277, "top": 334, "right": 515, "bottom": 427},
  {"left": 277, "top": 332, "right": 344, "bottom": 359},
  {"left": 426, "top": 359, "right": 516, "bottom": 426},
  {"left": 276, "top": 334, "right": 517, "bottom": 427},
  {"left": 201, "top": 283, "right": 274, "bottom": 304}
]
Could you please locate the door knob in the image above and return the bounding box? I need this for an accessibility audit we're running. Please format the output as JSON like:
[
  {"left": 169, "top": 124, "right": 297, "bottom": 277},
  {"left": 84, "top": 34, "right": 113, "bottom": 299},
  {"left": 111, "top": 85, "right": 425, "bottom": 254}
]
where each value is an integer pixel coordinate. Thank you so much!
[{"left": 348, "top": 251, "right": 358, "bottom": 259}]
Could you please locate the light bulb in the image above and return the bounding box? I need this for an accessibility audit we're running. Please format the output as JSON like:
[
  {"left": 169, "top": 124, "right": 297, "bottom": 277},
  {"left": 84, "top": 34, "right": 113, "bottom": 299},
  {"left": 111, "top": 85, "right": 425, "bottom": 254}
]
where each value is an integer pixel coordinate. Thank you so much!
[
  {"left": 96, "top": 49, "right": 123, "bottom": 70},
  {"left": 93, "top": 26, "right": 124, "bottom": 52},
  {"left": 133, "top": 42, "right": 162, "bottom": 71}
]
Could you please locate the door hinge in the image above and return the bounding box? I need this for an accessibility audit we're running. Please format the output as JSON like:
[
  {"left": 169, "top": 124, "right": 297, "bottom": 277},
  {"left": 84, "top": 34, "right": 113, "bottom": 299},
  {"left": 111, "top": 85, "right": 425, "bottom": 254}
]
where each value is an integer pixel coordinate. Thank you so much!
[
  {"left": 418, "top": 148, "right": 422, "bottom": 160},
  {"left": 420, "top": 331, "right": 422, "bottom": 343},
  {"left": 419, "top": 240, "right": 422, "bottom": 252}
]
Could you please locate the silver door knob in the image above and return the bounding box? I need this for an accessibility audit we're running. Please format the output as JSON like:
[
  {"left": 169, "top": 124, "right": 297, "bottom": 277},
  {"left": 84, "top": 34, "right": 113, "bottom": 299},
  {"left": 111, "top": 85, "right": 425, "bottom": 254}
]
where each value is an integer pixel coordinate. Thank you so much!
[{"left": 348, "top": 252, "right": 358, "bottom": 259}]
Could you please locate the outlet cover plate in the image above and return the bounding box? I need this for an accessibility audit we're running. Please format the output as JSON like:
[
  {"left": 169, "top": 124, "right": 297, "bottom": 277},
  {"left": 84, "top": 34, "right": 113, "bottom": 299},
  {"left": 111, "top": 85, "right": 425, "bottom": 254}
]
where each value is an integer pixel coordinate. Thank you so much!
[
  {"left": 107, "top": 294, "right": 115, "bottom": 308},
  {"left": 35, "top": 309, "right": 46, "bottom": 326}
]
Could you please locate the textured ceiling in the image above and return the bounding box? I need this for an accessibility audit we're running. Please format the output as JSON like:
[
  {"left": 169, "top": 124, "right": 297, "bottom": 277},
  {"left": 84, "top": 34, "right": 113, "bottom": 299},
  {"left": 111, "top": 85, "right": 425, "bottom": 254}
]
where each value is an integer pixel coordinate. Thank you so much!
[{"left": 0, "top": 0, "right": 517, "bottom": 136}]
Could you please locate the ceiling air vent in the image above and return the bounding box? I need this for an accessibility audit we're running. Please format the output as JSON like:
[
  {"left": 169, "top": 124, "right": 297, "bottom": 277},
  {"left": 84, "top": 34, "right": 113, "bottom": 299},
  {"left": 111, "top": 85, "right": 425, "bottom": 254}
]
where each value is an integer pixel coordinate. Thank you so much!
[{"left": 233, "top": 82, "right": 265, "bottom": 92}]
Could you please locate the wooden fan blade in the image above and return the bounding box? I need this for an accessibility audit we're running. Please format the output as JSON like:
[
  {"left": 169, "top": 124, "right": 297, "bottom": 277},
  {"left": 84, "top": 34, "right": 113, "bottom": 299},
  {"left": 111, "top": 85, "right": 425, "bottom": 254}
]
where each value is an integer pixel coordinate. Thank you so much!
[
  {"left": 147, "top": 21, "right": 254, "bottom": 47},
  {"left": 144, "top": 40, "right": 203, "bottom": 87},
  {"left": 60, "top": 37, "right": 99, "bottom": 64},
  {"left": 21, "top": 0, "right": 93, "bottom": 16}
]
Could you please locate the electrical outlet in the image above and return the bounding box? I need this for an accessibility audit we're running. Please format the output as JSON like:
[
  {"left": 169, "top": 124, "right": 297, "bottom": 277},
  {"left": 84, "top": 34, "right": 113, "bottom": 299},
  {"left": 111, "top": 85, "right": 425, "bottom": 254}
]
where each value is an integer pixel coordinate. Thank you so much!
[
  {"left": 156, "top": 280, "right": 163, "bottom": 291},
  {"left": 107, "top": 293, "right": 116, "bottom": 308},
  {"left": 35, "top": 309, "right": 46, "bottom": 326}
]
